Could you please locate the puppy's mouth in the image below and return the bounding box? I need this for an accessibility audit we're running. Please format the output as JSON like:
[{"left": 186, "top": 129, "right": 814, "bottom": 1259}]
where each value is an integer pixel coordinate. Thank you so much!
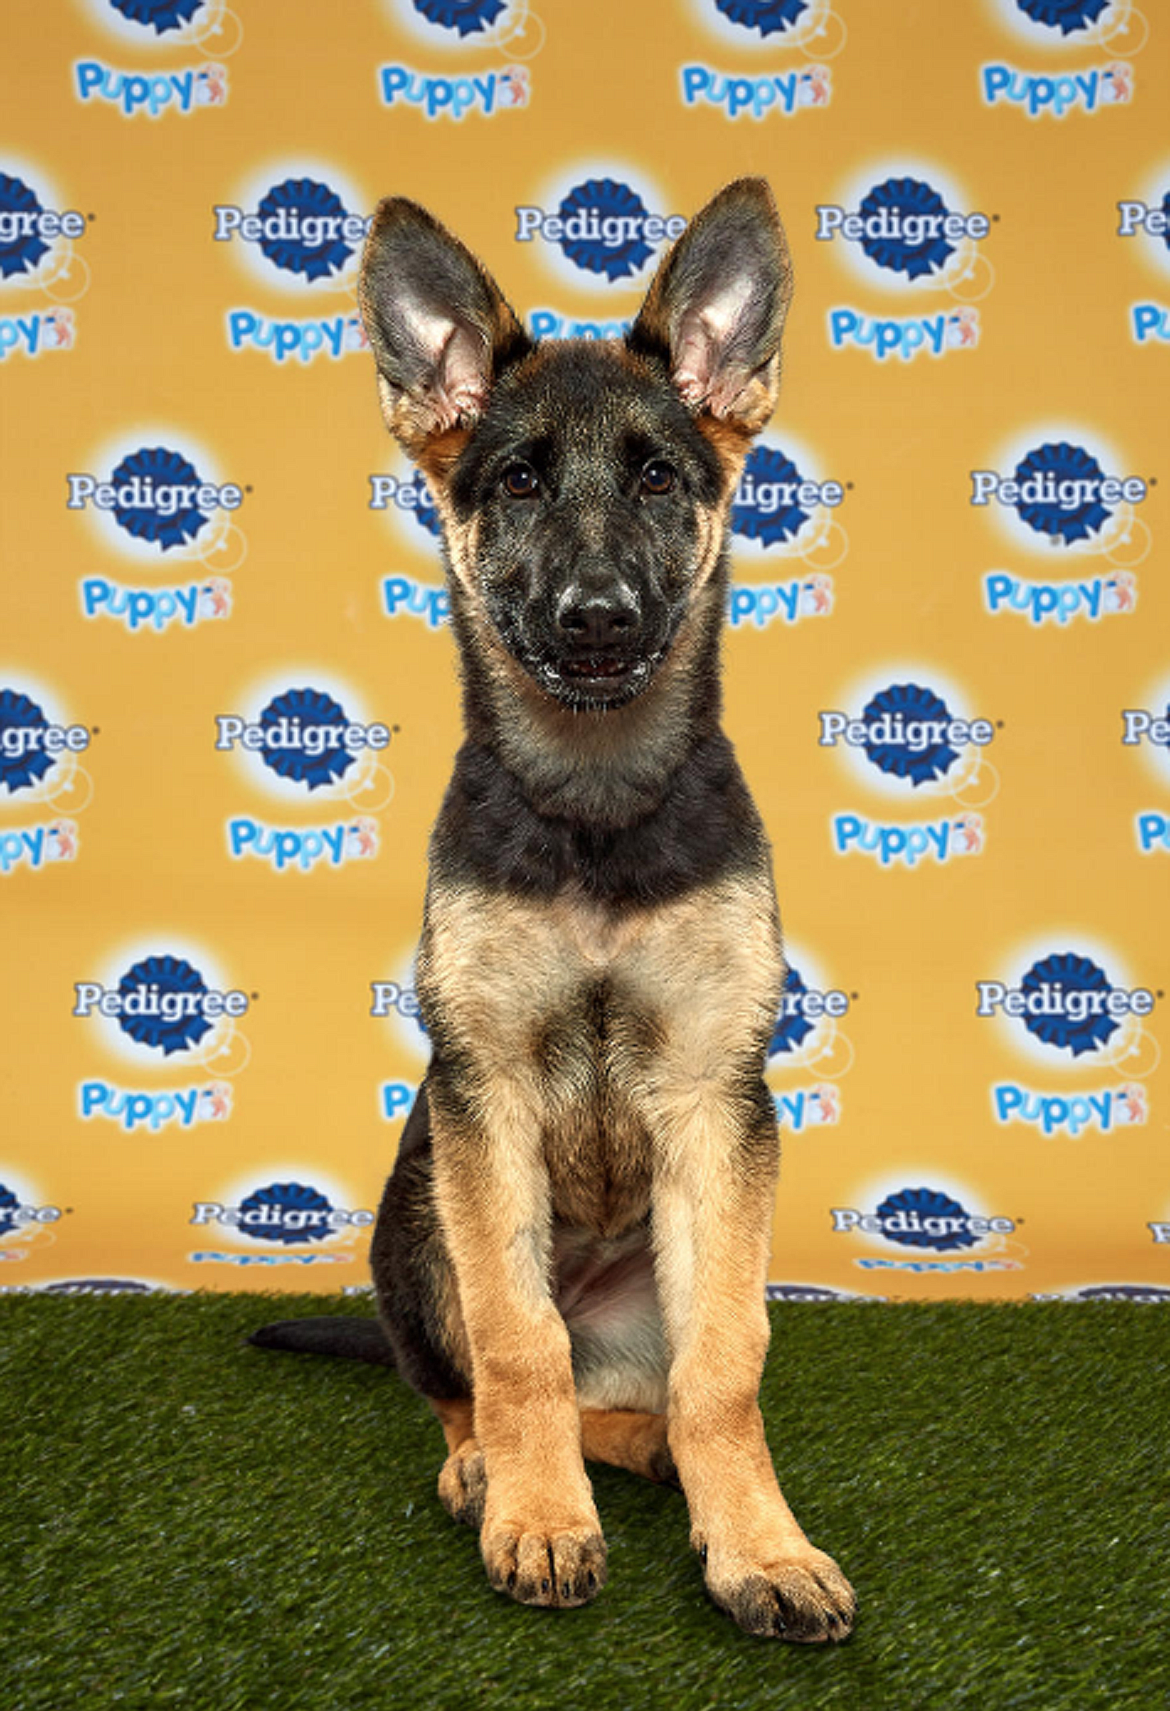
[
  {"left": 560, "top": 654, "right": 635, "bottom": 682},
  {"left": 536, "top": 651, "right": 657, "bottom": 708}
]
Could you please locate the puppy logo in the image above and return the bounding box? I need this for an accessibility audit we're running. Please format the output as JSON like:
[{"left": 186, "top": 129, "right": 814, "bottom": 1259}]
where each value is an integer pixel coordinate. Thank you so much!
[
  {"left": 809, "top": 1084, "right": 840, "bottom": 1122},
  {"left": 1102, "top": 59, "right": 1134, "bottom": 99},
  {"left": 953, "top": 813, "right": 984, "bottom": 854},
  {"left": 412, "top": 0, "right": 507, "bottom": 34},
  {"left": 43, "top": 308, "right": 76, "bottom": 348},
  {"left": 1119, "top": 1083, "right": 1148, "bottom": 1123},
  {"left": 345, "top": 817, "right": 380, "bottom": 859},
  {"left": 949, "top": 306, "right": 980, "bottom": 347},
  {"left": 196, "top": 63, "right": 229, "bottom": 103},
  {"left": 47, "top": 819, "right": 79, "bottom": 862},
  {"left": 498, "top": 64, "right": 530, "bottom": 104},
  {"left": 198, "top": 1081, "right": 233, "bottom": 1120},
  {"left": 198, "top": 576, "right": 233, "bottom": 619}
]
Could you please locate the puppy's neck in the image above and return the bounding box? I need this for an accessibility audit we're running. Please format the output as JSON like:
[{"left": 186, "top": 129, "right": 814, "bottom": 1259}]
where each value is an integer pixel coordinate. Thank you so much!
[{"left": 453, "top": 578, "right": 725, "bottom": 831}]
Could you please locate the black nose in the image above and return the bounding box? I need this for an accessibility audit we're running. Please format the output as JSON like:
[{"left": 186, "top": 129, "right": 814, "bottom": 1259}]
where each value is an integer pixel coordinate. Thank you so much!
[{"left": 555, "top": 583, "right": 640, "bottom": 648}]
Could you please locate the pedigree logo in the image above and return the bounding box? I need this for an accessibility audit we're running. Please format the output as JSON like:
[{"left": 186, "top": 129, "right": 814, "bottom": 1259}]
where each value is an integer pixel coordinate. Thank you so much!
[
  {"left": 974, "top": 425, "right": 1152, "bottom": 627},
  {"left": 820, "top": 667, "right": 1000, "bottom": 869},
  {"left": 515, "top": 168, "right": 685, "bottom": 287},
  {"left": 217, "top": 674, "right": 395, "bottom": 874},
  {"left": 818, "top": 160, "right": 995, "bottom": 363}
]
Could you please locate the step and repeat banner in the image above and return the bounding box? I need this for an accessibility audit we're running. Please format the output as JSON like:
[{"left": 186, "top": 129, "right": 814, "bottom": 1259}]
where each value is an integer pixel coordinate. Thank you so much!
[{"left": 2, "top": 0, "right": 1167, "bottom": 1304}]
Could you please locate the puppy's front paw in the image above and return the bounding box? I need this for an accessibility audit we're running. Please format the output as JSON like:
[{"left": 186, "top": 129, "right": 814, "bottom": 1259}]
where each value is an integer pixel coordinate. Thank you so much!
[
  {"left": 703, "top": 1542, "right": 855, "bottom": 1643},
  {"left": 481, "top": 1514, "right": 607, "bottom": 1609}
]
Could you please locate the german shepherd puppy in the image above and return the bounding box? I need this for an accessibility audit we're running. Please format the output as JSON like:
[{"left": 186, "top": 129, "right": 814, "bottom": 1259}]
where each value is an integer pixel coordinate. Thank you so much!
[{"left": 252, "top": 179, "right": 855, "bottom": 1643}]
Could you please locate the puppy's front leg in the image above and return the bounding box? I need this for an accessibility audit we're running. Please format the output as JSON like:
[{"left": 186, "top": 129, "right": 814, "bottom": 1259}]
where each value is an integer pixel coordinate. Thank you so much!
[
  {"left": 653, "top": 1098, "right": 855, "bottom": 1642},
  {"left": 428, "top": 1073, "right": 606, "bottom": 1608}
]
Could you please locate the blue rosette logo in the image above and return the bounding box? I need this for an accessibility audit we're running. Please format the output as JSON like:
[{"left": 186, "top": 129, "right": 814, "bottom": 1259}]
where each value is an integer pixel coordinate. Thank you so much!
[
  {"left": 0, "top": 690, "right": 55, "bottom": 794},
  {"left": 876, "top": 1187, "right": 978, "bottom": 1251},
  {"left": 1013, "top": 443, "right": 1111, "bottom": 545},
  {"left": 1021, "top": 952, "right": 1119, "bottom": 1057},
  {"left": 713, "top": 0, "right": 808, "bottom": 34},
  {"left": 0, "top": 174, "right": 50, "bottom": 279},
  {"left": 238, "top": 1181, "right": 334, "bottom": 1245},
  {"left": 257, "top": 688, "right": 358, "bottom": 791},
  {"left": 109, "top": 446, "right": 209, "bottom": 549},
  {"left": 256, "top": 178, "right": 356, "bottom": 283},
  {"left": 0, "top": 1183, "right": 20, "bottom": 1240},
  {"left": 412, "top": 0, "right": 506, "bottom": 35},
  {"left": 862, "top": 684, "right": 959, "bottom": 788},
  {"left": 413, "top": 485, "right": 441, "bottom": 539},
  {"left": 109, "top": 0, "right": 205, "bottom": 31},
  {"left": 1015, "top": 0, "right": 1110, "bottom": 34},
  {"left": 116, "top": 954, "right": 213, "bottom": 1055},
  {"left": 733, "top": 446, "right": 809, "bottom": 546},
  {"left": 560, "top": 180, "right": 651, "bottom": 282},
  {"left": 858, "top": 177, "right": 955, "bottom": 281},
  {"left": 769, "top": 965, "right": 815, "bottom": 1057}
]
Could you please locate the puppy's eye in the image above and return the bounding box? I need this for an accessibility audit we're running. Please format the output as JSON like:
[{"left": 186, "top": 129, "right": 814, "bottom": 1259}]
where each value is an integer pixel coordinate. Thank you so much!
[
  {"left": 641, "top": 459, "right": 676, "bottom": 496},
  {"left": 501, "top": 463, "right": 539, "bottom": 499}
]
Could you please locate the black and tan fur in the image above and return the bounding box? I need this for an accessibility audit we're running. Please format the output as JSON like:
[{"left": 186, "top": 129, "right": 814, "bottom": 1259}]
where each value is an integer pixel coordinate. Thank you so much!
[{"left": 251, "top": 180, "right": 855, "bottom": 1643}]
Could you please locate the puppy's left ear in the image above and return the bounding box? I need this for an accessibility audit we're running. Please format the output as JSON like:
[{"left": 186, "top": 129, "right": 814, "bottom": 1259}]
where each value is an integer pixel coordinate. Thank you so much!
[{"left": 628, "top": 178, "right": 792, "bottom": 434}]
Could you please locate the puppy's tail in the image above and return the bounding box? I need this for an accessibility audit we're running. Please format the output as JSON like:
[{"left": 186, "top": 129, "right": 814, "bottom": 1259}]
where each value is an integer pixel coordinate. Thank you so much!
[{"left": 247, "top": 1316, "right": 397, "bottom": 1367}]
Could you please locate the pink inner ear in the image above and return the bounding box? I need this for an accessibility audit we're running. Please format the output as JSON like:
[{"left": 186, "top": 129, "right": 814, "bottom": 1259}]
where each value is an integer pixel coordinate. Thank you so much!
[
  {"left": 670, "top": 278, "right": 756, "bottom": 418},
  {"left": 408, "top": 305, "right": 490, "bottom": 432},
  {"left": 431, "top": 322, "right": 490, "bottom": 430}
]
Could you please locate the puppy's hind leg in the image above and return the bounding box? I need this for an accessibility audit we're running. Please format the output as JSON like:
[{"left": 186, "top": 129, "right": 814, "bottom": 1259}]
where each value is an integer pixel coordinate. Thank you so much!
[
  {"left": 579, "top": 1409, "right": 677, "bottom": 1487},
  {"left": 431, "top": 1396, "right": 488, "bottom": 1529}
]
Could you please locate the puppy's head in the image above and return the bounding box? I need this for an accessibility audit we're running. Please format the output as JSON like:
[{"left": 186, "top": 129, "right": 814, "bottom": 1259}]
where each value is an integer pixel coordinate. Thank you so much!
[{"left": 359, "top": 180, "right": 792, "bottom": 712}]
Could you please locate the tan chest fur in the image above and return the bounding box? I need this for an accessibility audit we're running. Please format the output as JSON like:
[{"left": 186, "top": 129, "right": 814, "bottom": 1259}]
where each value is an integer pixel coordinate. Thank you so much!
[{"left": 417, "top": 874, "right": 785, "bottom": 1237}]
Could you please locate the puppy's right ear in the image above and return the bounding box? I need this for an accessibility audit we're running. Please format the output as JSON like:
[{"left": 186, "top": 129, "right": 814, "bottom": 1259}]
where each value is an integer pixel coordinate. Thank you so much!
[{"left": 358, "top": 199, "right": 532, "bottom": 464}]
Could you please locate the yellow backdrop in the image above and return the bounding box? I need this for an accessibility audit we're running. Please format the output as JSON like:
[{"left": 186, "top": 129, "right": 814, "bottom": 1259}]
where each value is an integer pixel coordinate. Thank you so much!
[{"left": 2, "top": 0, "right": 1167, "bottom": 1303}]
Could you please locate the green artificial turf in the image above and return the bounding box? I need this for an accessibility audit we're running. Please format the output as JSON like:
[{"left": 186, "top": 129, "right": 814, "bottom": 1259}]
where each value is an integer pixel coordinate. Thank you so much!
[{"left": 3, "top": 1294, "right": 1167, "bottom": 1711}]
